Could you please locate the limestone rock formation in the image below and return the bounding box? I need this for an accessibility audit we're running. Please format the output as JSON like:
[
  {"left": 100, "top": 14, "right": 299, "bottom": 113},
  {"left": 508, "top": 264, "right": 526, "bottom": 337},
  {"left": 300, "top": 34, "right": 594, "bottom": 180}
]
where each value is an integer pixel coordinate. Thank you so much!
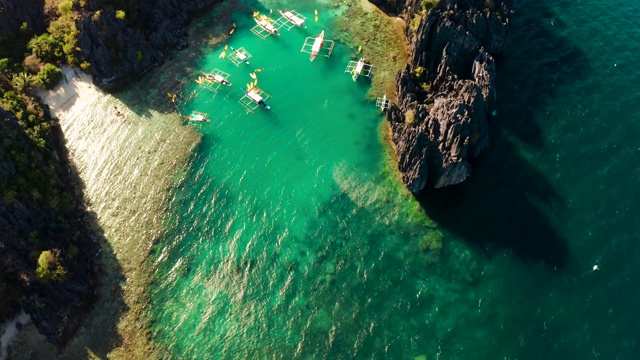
[
  {"left": 382, "top": 0, "right": 513, "bottom": 192},
  {"left": 79, "top": 0, "right": 221, "bottom": 89}
]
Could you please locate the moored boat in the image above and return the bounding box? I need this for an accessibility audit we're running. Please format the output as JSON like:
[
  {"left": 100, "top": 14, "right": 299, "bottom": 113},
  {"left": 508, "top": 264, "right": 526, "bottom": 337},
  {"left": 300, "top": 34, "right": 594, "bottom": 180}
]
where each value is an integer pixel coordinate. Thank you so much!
[
  {"left": 310, "top": 30, "right": 325, "bottom": 61},
  {"left": 278, "top": 9, "right": 305, "bottom": 27},
  {"left": 242, "top": 88, "right": 270, "bottom": 109},
  {"left": 254, "top": 17, "right": 279, "bottom": 36}
]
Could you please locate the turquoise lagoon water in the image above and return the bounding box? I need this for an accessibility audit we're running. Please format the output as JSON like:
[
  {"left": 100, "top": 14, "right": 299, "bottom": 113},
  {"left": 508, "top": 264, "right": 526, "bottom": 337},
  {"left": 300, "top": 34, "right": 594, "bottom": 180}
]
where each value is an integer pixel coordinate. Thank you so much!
[{"left": 148, "top": 0, "right": 640, "bottom": 358}]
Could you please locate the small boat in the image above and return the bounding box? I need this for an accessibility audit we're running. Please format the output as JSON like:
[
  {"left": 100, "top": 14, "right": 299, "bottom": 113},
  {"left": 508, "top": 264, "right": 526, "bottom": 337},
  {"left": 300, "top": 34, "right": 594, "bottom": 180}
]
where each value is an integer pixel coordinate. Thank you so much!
[
  {"left": 345, "top": 56, "right": 375, "bottom": 81},
  {"left": 204, "top": 72, "right": 231, "bottom": 86},
  {"left": 310, "top": 30, "right": 325, "bottom": 62},
  {"left": 353, "top": 57, "right": 366, "bottom": 80},
  {"left": 230, "top": 46, "right": 250, "bottom": 65},
  {"left": 254, "top": 17, "right": 279, "bottom": 36},
  {"left": 242, "top": 88, "right": 270, "bottom": 109},
  {"left": 301, "top": 30, "right": 335, "bottom": 61},
  {"left": 184, "top": 111, "right": 211, "bottom": 123},
  {"left": 278, "top": 9, "right": 306, "bottom": 28}
]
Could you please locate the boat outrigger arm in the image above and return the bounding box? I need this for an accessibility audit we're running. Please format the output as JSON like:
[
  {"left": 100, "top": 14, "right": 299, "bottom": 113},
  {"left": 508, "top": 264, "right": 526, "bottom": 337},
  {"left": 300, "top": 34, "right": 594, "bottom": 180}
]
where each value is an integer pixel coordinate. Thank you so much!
[
  {"left": 345, "top": 57, "right": 375, "bottom": 81},
  {"left": 228, "top": 46, "right": 252, "bottom": 66},
  {"left": 251, "top": 15, "right": 282, "bottom": 39},
  {"left": 276, "top": 9, "right": 306, "bottom": 30},
  {"left": 300, "top": 30, "right": 335, "bottom": 61},
  {"left": 239, "top": 87, "right": 271, "bottom": 112}
]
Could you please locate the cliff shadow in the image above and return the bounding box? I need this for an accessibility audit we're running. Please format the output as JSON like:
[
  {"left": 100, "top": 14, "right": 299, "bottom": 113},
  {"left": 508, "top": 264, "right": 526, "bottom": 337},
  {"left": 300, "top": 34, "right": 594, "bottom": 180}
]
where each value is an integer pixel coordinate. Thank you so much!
[
  {"left": 50, "top": 121, "right": 128, "bottom": 359},
  {"left": 417, "top": 0, "right": 586, "bottom": 268},
  {"left": 493, "top": 0, "right": 590, "bottom": 149}
]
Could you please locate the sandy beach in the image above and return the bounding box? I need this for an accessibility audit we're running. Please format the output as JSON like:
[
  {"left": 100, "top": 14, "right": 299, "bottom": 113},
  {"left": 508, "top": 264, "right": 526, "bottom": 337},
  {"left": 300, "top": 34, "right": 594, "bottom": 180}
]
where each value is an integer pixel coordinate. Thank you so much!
[{"left": 0, "top": 312, "right": 30, "bottom": 360}]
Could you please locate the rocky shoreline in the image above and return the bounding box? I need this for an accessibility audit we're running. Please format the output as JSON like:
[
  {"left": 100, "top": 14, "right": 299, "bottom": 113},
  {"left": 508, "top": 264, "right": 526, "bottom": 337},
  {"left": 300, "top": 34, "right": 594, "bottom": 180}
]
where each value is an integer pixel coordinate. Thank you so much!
[
  {"left": 78, "top": 0, "right": 224, "bottom": 89},
  {"left": 372, "top": 0, "right": 513, "bottom": 192}
]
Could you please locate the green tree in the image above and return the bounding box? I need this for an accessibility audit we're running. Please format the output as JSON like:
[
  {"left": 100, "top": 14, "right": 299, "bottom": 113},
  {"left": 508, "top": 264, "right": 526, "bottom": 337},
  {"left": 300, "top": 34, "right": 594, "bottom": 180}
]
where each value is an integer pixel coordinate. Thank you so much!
[
  {"left": 0, "top": 58, "right": 10, "bottom": 74},
  {"left": 36, "top": 249, "right": 66, "bottom": 281},
  {"left": 37, "top": 64, "right": 63, "bottom": 90},
  {"left": 11, "top": 72, "right": 34, "bottom": 92},
  {"left": 28, "top": 33, "right": 62, "bottom": 62}
]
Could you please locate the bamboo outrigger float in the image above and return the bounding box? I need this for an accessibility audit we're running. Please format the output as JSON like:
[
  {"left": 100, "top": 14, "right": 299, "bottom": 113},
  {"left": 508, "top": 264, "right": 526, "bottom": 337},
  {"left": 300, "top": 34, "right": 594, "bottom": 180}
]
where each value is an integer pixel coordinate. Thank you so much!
[
  {"left": 196, "top": 68, "right": 231, "bottom": 91},
  {"left": 251, "top": 13, "right": 281, "bottom": 39},
  {"left": 228, "top": 46, "right": 252, "bottom": 66},
  {"left": 239, "top": 84, "right": 271, "bottom": 112},
  {"left": 345, "top": 56, "right": 375, "bottom": 81},
  {"left": 300, "top": 30, "right": 335, "bottom": 61},
  {"left": 276, "top": 9, "right": 306, "bottom": 30}
]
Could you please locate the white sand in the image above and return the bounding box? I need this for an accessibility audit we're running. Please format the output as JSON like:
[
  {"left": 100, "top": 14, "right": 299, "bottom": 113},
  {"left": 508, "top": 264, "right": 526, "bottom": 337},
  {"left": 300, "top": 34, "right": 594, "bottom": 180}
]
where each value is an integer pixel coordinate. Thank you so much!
[
  {"left": 0, "top": 311, "right": 31, "bottom": 360},
  {"left": 37, "top": 66, "right": 101, "bottom": 118}
]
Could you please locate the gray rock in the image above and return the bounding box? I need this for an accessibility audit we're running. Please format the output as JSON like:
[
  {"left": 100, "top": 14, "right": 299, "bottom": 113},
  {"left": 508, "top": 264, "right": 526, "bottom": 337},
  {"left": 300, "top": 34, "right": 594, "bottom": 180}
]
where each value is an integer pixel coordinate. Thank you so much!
[{"left": 387, "top": 0, "right": 513, "bottom": 192}]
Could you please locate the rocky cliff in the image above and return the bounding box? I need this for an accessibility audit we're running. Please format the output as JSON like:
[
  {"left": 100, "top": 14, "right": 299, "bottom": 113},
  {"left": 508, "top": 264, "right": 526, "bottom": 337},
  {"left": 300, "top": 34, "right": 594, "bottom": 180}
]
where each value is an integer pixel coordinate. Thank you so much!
[
  {"left": 375, "top": 0, "right": 512, "bottom": 192},
  {"left": 79, "top": 0, "right": 222, "bottom": 89}
]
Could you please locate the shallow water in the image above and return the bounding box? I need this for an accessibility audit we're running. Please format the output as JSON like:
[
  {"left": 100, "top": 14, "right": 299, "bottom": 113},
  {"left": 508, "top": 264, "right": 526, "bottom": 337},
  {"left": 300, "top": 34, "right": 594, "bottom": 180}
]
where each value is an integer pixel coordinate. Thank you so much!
[{"left": 148, "top": 0, "right": 640, "bottom": 359}]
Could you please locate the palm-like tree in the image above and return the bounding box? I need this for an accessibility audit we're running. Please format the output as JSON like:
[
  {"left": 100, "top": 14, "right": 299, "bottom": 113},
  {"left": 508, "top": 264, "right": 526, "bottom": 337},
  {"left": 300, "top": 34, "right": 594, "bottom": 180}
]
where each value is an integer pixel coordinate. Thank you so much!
[{"left": 12, "top": 72, "right": 34, "bottom": 92}]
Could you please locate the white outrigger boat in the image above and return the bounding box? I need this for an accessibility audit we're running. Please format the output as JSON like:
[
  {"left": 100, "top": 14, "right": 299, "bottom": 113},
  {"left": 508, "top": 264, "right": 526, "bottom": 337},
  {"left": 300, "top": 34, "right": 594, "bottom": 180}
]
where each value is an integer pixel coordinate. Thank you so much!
[
  {"left": 239, "top": 85, "right": 271, "bottom": 112},
  {"left": 251, "top": 14, "right": 281, "bottom": 39},
  {"left": 228, "top": 46, "right": 252, "bottom": 66},
  {"left": 301, "top": 30, "right": 335, "bottom": 61},
  {"left": 376, "top": 94, "right": 391, "bottom": 112},
  {"left": 196, "top": 68, "right": 231, "bottom": 91},
  {"left": 345, "top": 56, "right": 375, "bottom": 81},
  {"left": 183, "top": 111, "right": 211, "bottom": 127},
  {"left": 277, "top": 9, "right": 306, "bottom": 29}
]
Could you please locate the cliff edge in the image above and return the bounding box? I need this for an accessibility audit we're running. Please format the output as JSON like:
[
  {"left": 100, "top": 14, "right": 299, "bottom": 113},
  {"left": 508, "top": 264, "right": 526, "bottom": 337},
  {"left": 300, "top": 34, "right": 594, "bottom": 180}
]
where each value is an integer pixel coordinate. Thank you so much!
[{"left": 375, "top": 0, "right": 512, "bottom": 192}]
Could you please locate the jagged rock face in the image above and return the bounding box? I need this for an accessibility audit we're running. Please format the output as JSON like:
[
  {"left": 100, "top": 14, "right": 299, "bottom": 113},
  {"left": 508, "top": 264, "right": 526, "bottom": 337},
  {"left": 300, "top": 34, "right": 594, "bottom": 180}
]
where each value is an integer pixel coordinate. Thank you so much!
[
  {"left": 387, "top": 0, "right": 512, "bottom": 192},
  {"left": 0, "top": 0, "right": 47, "bottom": 34},
  {"left": 79, "top": 0, "right": 221, "bottom": 89}
]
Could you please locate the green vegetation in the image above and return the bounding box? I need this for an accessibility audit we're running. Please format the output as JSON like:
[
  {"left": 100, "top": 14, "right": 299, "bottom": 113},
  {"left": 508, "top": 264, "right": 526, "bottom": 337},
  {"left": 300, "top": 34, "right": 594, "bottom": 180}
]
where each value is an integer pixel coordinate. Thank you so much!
[
  {"left": 419, "top": 82, "right": 431, "bottom": 93},
  {"left": 421, "top": 0, "right": 440, "bottom": 11},
  {"left": 414, "top": 66, "right": 424, "bottom": 78},
  {"left": 410, "top": 13, "right": 423, "bottom": 32},
  {"left": 36, "top": 249, "right": 67, "bottom": 281},
  {"left": 405, "top": 109, "right": 415, "bottom": 124},
  {"left": 80, "top": 60, "right": 91, "bottom": 73},
  {"left": 37, "top": 63, "right": 63, "bottom": 90}
]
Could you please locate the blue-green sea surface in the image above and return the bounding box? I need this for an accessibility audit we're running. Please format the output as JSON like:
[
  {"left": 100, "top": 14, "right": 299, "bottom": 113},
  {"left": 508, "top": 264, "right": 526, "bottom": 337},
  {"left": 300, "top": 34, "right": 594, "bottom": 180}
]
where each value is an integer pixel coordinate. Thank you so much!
[{"left": 149, "top": 0, "right": 640, "bottom": 358}]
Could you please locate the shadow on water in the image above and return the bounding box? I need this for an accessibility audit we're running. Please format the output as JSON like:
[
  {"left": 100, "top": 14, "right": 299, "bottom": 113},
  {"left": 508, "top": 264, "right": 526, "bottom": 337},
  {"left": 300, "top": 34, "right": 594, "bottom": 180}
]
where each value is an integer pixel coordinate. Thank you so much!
[
  {"left": 418, "top": 0, "right": 590, "bottom": 268},
  {"left": 50, "top": 123, "right": 127, "bottom": 359},
  {"left": 493, "top": 0, "right": 590, "bottom": 149}
]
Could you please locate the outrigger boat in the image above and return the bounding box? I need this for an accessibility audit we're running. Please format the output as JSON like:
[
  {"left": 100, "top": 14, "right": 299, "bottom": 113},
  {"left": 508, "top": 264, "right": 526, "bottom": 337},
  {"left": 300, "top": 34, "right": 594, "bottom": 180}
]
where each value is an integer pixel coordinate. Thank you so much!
[
  {"left": 277, "top": 9, "right": 306, "bottom": 29},
  {"left": 228, "top": 46, "right": 252, "bottom": 66},
  {"left": 345, "top": 56, "right": 375, "bottom": 81},
  {"left": 376, "top": 94, "right": 391, "bottom": 112},
  {"left": 196, "top": 68, "right": 232, "bottom": 91},
  {"left": 183, "top": 111, "right": 211, "bottom": 127},
  {"left": 301, "top": 30, "right": 335, "bottom": 61},
  {"left": 239, "top": 85, "right": 271, "bottom": 112},
  {"left": 251, "top": 13, "right": 281, "bottom": 39}
]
